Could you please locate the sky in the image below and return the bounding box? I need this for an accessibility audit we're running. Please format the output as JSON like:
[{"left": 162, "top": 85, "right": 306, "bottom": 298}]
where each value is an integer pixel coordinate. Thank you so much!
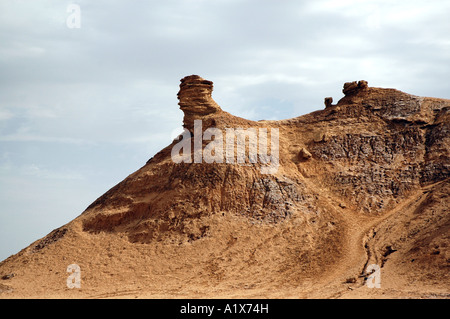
[{"left": 1, "top": 0, "right": 449, "bottom": 261}]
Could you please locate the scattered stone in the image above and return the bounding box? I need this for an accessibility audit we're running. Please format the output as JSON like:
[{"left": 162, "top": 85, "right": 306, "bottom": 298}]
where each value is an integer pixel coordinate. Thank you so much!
[
  {"left": 33, "top": 228, "right": 67, "bottom": 252},
  {"left": 313, "top": 131, "right": 329, "bottom": 143},
  {"left": 345, "top": 277, "right": 357, "bottom": 283},
  {"left": 0, "top": 283, "right": 13, "bottom": 294},
  {"left": 1, "top": 273, "right": 15, "bottom": 280},
  {"left": 298, "top": 147, "right": 312, "bottom": 160}
]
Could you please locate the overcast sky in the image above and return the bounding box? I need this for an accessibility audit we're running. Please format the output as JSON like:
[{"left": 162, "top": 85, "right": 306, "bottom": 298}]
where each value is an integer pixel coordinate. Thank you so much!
[{"left": 1, "top": 0, "right": 449, "bottom": 261}]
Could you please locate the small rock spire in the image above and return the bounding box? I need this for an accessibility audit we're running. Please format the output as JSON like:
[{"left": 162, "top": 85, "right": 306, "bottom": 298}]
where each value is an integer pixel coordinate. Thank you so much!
[
  {"left": 342, "top": 80, "right": 368, "bottom": 96},
  {"left": 177, "top": 75, "right": 222, "bottom": 131}
]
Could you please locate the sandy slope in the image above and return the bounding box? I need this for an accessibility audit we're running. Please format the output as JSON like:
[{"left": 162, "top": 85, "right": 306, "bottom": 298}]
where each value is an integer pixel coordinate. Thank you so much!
[{"left": 1, "top": 181, "right": 447, "bottom": 299}]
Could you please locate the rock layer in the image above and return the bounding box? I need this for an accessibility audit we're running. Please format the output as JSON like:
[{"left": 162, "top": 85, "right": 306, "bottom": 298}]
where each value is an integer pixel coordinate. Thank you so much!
[{"left": 177, "top": 75, "right": 222, "bottom": 131}]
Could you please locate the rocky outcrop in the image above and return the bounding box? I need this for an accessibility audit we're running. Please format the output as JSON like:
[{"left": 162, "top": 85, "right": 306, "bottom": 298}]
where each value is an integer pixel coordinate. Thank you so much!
[
  {"left": 309, "top": 80, "right": 450, "bottom": 213},
  {"left": 298, "top": 147, "right": 312, "bottom": 160},
  {"left": 342, "top": 80, "right": 368, "bottom": 95},
  {"left": 42, "top": 77, "right": 450, "bottom": 231},
  {"left": 177, "top": 75, "right": 222, "bottom": 131},
  {"left": 324, "top": 97, "right": 333, "bottom": 108},
  {"left": 311, "top": 130, "right": 424, "bottom": 212}
]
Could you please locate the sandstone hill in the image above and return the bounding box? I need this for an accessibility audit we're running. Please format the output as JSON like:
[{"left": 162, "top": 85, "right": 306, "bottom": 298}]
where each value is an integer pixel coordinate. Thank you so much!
[{"left": 0, "top": 75, "right": 449, "bottom": 298}]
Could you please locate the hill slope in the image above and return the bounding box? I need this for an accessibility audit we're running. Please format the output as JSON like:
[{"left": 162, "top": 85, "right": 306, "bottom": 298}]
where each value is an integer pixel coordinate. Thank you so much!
[{"left": 1, "top": 76, "right": 449, "bottom": 298}]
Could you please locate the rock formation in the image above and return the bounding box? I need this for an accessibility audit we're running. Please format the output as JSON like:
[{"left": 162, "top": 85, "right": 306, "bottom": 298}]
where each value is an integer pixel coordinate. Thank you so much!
[
  {"left": 177, "top": 75, "right": 222, "bottom": 131},
  {"left": 298, "top": 147, "right": 312, "bottom": 161},
  {"left": 342, "top": 80, "right": 368, "bottom": 95},
  {"left": 0, "top": 76, "right": 449, "bottom": 299},
  {"left": 324, "top": 97, "right": 333, "bottom": 108}
]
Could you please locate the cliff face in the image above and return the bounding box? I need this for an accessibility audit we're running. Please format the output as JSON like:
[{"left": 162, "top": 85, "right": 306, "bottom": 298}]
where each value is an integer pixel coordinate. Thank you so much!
[
  {"left": 307, "top": 80, "right": 450, "bottom": 214},
  {"left": 0, "top": 76, "right": 449, "bottom": 299}
]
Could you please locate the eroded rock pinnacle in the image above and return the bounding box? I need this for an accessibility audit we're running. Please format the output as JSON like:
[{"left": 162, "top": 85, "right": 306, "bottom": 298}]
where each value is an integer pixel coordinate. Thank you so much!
[{"left": 177, "top": 75, "right": 222, "bottom": 131}]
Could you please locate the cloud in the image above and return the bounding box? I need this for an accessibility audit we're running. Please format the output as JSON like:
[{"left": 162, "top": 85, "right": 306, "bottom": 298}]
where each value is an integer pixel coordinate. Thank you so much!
[
  {"left": 19, "top": 163, "right": 85, "bottom": 180},
  {"left": 0, "top": 109, "right": 14, "bottom": 121}
]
